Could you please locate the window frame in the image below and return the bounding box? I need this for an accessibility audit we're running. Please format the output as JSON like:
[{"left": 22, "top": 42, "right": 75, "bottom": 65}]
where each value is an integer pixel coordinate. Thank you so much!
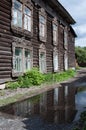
[
  {"left": 39, "top": 44, "right": 46, "bottom": 73},
  {"left": 53, "top": 47, "right": 59, "bottom": 72},
  {"left": 39, "top": 8, "right": 47, "bottom": 42},
  {"left": 52, "top": 18, "right": 58, "bottom": 45},
  {"left": 11, "top": 0, "right": 33, "bottom": 37},
  {"left": 12, "top": 37, "right": 33, "bottom": 77},
  {"left": 64, "top": 50, "right": 68, "bottom": 71},
  {"left": 64, "top": 26, "right": 68, "bottom": 50}
]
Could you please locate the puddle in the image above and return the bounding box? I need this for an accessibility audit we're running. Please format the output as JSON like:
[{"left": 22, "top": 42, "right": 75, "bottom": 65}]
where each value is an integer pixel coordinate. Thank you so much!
[{"left": 0, "top": 84, "right": 86, "bottom": 129}]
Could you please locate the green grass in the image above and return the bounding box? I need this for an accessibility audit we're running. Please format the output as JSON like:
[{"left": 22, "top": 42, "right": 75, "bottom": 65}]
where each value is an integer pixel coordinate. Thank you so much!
[
  {"left": 0, "top": 94, "right": 23, "bottom": 106},
  {"left": 5, "top": 69, "right": 76, "bottom": 89}
]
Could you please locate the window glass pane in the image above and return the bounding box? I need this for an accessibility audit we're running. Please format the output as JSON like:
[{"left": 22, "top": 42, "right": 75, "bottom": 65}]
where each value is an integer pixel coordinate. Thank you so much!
[
  {"left": 53, "top": 24, "right": 57, "bottom": 42},
  {"left": 17, "top": 11, "right": 22, "bottom": 27},
  {"left": 40, "top": 52, "right": 46, "bottom": 73},
  {"left": 53, "top": 30, "right": 57, "bottom": 42},
  {"left": 54, "top": 54, "right": 58, "bottom": 71},
  {"left": 39, "top": 23, "right": 45, "bottom": 37},
  {"left": 14, "top": 48, "right": 22, "bottom": 72},
  {"left": 40, "top": 16, "right": 45, "bottom": 24},
  {"left": 53, "top": 24, "right": 57, "bottom": 31},
  {"left": 13, "top": 0, "right": 22, "bottom": 27},
  {"left": 14, "top": 0, "right": 22, "bottom": 11},
  {"left": 13, "top": 10, "right": 17, "bottom": 25},
  {"left": 25, "top": 50, "right": 31, "bottom": 71},
  {"left": 39, "top": 15, "right": 45, "bottom": 37},
  {"left": 24, "top": 7, "right": 31, "bottom": 16},
  {"left": 24, "top": 8, "right": 31, "bottom": 31}
]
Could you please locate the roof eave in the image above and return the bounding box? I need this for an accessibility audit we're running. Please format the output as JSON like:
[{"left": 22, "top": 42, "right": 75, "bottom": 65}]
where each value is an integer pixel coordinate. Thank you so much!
[{"left": 49, "top": 0, "right": 76, "bottom": 24}]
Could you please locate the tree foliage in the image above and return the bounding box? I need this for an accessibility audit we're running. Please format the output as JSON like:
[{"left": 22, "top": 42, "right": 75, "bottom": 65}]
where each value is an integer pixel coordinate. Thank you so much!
[{"left": 75, "top": 46, "right": 86, "bottom": 67}]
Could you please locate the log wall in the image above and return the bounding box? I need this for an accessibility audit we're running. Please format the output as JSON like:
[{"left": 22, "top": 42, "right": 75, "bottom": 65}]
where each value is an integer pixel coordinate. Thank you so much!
[{"left": 0, "top": 0, "right": 76, "bottom": 83}]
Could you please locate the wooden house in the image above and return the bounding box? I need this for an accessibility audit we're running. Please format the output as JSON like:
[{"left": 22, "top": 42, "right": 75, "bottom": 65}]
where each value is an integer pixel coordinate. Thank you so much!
[{"left": 0, "top": 0, "right": 77, "bottom": 84}]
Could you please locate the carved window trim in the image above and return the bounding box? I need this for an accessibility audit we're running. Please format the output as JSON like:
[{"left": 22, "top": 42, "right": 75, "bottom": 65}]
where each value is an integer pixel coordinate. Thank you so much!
[
  {"left": 53, "top": 47, "right": 59, "bottom": 72},
  {"left": 12, "top": 37, "right": 33, "bottom": 77},
  {"left": 39, "top": 44, "right": 47, "bottom": 73},
  {"left": 52, "top": 17, "right": 58, "bottom": 46},
  {"left": 11, "top": 0, "right": 33, "bottom": 37},
  {"left": 39, "top": 8, "right": 47, "bottom": 43}
]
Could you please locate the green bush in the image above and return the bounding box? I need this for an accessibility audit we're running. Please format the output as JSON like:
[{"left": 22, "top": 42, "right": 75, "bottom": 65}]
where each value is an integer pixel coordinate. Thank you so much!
[
  {"left": 24, "top": 67, "right": 44, "bottom": 85},
  {"left": 44, "top": 73, "right": 53, "bottom": 82},
  {"left": 80, "top": 111, "right": 86, "bottom": 122},
  {"left": 6, "top": 68, "right": 76, "bottom": 89},
  {"left": 6, "top": 81, "right": 20, "bottom": 89},
  {"left": 18, "top": 76, "right": 31, "bottom": 88}
]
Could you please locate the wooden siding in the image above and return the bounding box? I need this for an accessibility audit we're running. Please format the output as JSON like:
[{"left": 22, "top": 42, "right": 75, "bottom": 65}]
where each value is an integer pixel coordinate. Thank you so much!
[
  {"left": 0, "top": 0, "right": 12, "bottom": 83},
  {"left": 68, "top": 31, "right": 75, "bottom": 68},
  {"left": 0, "top": 0, "right": 76, "bottom": 83}
]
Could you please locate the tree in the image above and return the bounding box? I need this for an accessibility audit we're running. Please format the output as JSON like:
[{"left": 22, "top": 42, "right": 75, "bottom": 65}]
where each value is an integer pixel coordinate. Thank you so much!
[{"left": 75, "top": 46, "right": 86, "bottom": 67}]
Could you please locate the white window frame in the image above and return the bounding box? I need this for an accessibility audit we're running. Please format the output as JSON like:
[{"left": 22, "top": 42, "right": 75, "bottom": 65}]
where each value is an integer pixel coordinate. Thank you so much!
[
  {"left": 52, "top": 18, "right": 58, "bottom": 45},
  {"left": 64, "top": 51, "right": 68, "bottom": 71},
  {"left": 14, "top": 47, "right": 23, "bottom": 72},
  {"left": 11, "top": 0, "right": 33, "bottom": 34},
  {"left": 24, "top": 6, "right": 32, "bottom": 32},
  {"left": 39, "top": 44, "right": 46, "bottom": 73},
  {"left": 39, "top": 8, "right": 47, "bottom": 42},
  {"left": 12, "top": 38, "right": 33, "bottom": 77},
  {"left": 12, "top": 0, "right": 22, "bottom": 27},
  {"left": 53, "top": 48, "right": 59, "bottom": 72}
]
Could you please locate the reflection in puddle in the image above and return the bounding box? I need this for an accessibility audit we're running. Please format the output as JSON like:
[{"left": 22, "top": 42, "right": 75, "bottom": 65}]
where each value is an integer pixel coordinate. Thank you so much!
[{"left": 0, "top": 85, "right": 86, "bottom": 125}]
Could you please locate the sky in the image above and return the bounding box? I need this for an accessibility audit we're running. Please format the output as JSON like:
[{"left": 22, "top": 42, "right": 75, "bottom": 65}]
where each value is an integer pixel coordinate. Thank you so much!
[{"left": 59, "top": 0, "right": 86, "bottom": 47}]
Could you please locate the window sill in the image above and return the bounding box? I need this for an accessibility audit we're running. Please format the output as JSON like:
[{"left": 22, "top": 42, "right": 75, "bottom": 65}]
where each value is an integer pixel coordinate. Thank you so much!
[
  {"left": 39, "top": 36, "right": 46, "bottom": 43},
  {"left": 12, "top": 70, "right": 23, "bottom": 77},
  {"left": 53, "top": 41, "right": 58, "bottom": 46}
]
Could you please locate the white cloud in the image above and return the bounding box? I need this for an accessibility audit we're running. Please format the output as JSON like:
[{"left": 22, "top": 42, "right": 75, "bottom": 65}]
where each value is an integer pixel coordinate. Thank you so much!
[
  {"left": 74, "top": 24, "right": 86, "bottom": 36},
  {"left": 75, "top": 37, "right": 86, "bottom": 47}
]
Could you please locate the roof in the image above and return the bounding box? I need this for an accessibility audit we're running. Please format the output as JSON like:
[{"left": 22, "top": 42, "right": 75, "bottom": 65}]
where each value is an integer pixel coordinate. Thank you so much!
[
  {"left": 48, "top": 0, "right": 76, "bottom": 24},
  {"left": 70, "top": 26, "right": 77, "bottom": 37}
]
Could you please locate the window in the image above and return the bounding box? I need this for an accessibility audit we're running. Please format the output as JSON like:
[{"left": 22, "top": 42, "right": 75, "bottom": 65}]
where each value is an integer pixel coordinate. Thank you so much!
[
  {"left": 64, "top": 51, "right": 68, "bottom": 70},
  {"left": 12, "top": 0, "right": 33, "bottom": 33},
  {"left": 13, "top": 48, "right": 32, "bottom": 73},
  {"left": 39, "top": 44, "right": 46, "bottom": 73},
  {"left": 14, "top": 48, "right": 22, "bottom": 72},
  {"left": 39, "top": 52, "right": 46, "bottom": 73},
  {"left": 52, "top": 18, "right": 58, "bottom": 45},
  {"left": 24, "top": 7, "right": 31, "bottom": 31},
  {"left": 12, "top": 38, "right": 33, "bottom": 77},
  {"left": 53, "top": 48, "right": 59, "bottom": 72},
  {"left": 39, "top": 15, "right": 45, "bottom": 37},
  {"left": 25, "top": 49, "right": 32, "bottom": 71},
  {"left": 39, "top": 8, "right": 47, "bottom": 42},
  {"left": 53, "top": 24, "right": 57, "bottom": 43}
]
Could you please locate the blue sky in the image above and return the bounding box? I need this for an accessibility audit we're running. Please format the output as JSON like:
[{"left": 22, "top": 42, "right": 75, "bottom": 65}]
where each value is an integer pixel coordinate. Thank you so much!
[{"left": 59, "top": 0, "right": 86, "bottom": 47}]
